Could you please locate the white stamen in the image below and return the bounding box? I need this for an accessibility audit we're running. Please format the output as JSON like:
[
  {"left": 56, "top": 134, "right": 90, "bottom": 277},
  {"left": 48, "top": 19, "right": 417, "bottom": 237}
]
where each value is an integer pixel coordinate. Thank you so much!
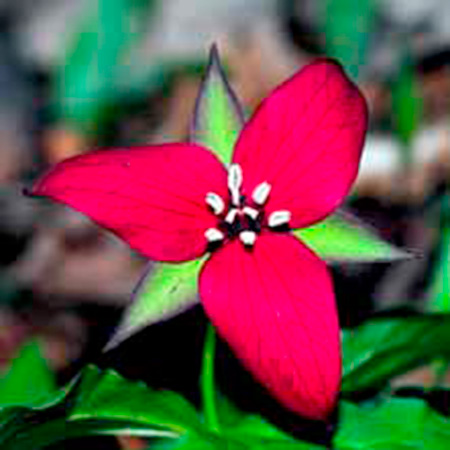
[
  {"left": 268, "top": 210, "right": 291, "bottom": 228},
  {"left": 239, "top": 230, "right": 257, "bottom": 247},
  {"left": 252, "top": 181, "right": 271, "bottom": 205},
  {"left": 228, "top": 164, "right": 243, "bottom": 206},
  {"left": 205, "top": 228, "right": 225, "bottom": 242},
  {"left": 205, "top": 192, "right": 225, "bottom": 215},
  {"left": 243, "top": 206, "right": 259, "bottom": 221},
  {"left": 225, "top": 208, "right": 239, "bottom": 224}
]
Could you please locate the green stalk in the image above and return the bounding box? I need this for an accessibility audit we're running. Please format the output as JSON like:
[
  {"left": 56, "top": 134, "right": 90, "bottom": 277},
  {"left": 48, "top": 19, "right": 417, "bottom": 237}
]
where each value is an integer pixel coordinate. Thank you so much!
[{"left": 201, "top": 323, "right": 220, "bottom": 432}]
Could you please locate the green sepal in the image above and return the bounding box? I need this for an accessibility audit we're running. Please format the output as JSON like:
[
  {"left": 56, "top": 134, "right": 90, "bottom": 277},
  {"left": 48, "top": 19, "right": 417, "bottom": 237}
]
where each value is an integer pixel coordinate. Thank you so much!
[
  {"left": 297, "top": 211, "right": 410, "bottom": 263},
  {"left": 106, "top": 259, "right": 205, "bottom": 350},
  {"left": 190, "top": 44, "right": 245, "bottom": 164}
]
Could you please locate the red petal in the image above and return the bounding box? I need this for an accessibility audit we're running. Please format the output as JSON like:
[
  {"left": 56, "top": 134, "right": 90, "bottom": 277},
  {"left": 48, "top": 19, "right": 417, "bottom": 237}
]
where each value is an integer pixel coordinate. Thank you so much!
[
  {"left": 32, "top": 144, "right": 228, "bottom": 262},
  {"left": 199, "top": 232, "right": 341, "bottom": 420},
  {"left": 232, "top": 59, "right": 368, "bottom": 228}
]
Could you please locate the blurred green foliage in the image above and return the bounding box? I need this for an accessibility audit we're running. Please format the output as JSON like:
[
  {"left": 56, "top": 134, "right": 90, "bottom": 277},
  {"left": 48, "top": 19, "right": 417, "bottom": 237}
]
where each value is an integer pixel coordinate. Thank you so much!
[
  {"left": 428, "top": 193, "right": 450, "bottom": 312},
  {"left": 322, "top": 0, "right": 374, "bottom": 79},
  {"left": 391, "top": 51, "right": 423, "bottom": 150}
]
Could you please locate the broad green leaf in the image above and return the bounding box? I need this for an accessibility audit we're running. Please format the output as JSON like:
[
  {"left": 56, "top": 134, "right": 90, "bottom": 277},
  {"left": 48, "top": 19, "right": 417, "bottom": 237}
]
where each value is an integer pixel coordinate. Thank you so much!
[
  {"left": 70, "top": 366, "right": 201, "bottom": 432},
  {"left": 0, "top": 365, "right": 199, "bottom": 449},
  {"left": 321, "top": 0, "right": 374, "bottom": 79},
  {"left": 334, "top": 398, "right": 450, "bottom": 449},
  {"left": 106, "top": 259, "right": 204, "bottom": 350},
  {"left": 150, "top": 433, "right": 239, "bottom": 450},
  {"left": 155, "top": 432, "right": 323, "bottom": 449},
  {"left": 221, "top": 415, "right": 323, "bottom": 448},
  {"left": 0, "top": 364, "right": 323, "bottom": 449},
  {"left": 191, "top": 44, "right": 245, "bottom": 164},
  {"left": 153, "top": 424, "right": 323, "bottom": 449},
  {"left": 342, "top": 316, "right": 450, "bottom": 393},
  {"left": 197, "top": 395, "right": 323, "bottom": 449},
  {"left": 214, "top": 395, "right": 289, "bottom": 440},
  {"left": 0, "top": 340, "right": 56, "bottom": 407},
  {"left": 297, "top": 211, "right": 409, "bottom": 263}
]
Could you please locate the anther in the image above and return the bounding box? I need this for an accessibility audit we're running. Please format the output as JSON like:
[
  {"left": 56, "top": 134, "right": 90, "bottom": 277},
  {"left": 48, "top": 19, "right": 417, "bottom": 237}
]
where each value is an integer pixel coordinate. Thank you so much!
[
  {"left": 243, "top": 206, "right": 259, "bottom": 221},
  {"left": 228, "top": 164, "right": 243, "bottom": 206},
  {"left": 205, "top": 192, "right": 225, "bottom": 215},
  {"left": 205, "top": 228, "right": 225, "bottom": 242},
  {"left": 252, "top": 182, "right": 271, "bottom": 205},
  {"left": 239, "top": 230, "right": 257, "bottom": 247},
  {"left": 225, "top": 208, "right": 239, "bottom": 224},
  {"left": 268, "top": 210, "right": 291, "bottom": 228}
]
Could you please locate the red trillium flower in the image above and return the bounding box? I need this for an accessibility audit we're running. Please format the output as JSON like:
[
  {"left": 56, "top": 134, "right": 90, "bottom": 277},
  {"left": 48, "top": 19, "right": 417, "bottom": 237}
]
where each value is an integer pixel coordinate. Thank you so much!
[{"left": 31, "top": 59, "right": 368, "bottom": 420}]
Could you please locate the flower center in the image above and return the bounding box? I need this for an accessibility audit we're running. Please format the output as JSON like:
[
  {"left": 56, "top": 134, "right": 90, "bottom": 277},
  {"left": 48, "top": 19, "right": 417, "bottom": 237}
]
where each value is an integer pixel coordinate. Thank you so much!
[{"left": 204, "top": 164, "right": 291, "bottom": 250}]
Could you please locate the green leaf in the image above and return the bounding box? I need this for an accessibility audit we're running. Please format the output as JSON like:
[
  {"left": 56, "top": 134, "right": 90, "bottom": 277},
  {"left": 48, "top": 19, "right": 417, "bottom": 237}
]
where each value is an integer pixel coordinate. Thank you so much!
[
  {"left": 106, "top": 259, "right": 205, "bottom": 350},
  {"left": 0, "top": 365, "right": 199, "bottom": 449},
  {"left": 214, "top": 395, "right": 288, "bottom": 440},
  {"left": 334, "top": 397, "right": 450, "bottom": 449},
  {"left": 199, "top": 395, "right": 323, "bottom": 449},
  {"left": 151, "top": 395, "right": 324, "bottom": 449},
  {"left": 0, "top": 340, "right": 56, "bottom": 407},
  {"left": 190, "top": 44, "right": 245, "bottom": 164},
  {"left": 70, "top": 366, "right": 201, "bottom": 432},
  {"left": 153, "top": 427, "right": 323, "bottom": 449},
  {"left": 342, "top": 316, "right": 450, "bottom": 393},
  {"left": 0, "top": 364, "right": 324, "bottom": 449},
  {"left": 297, "top": 211, "right": 409, "bottom": 263},
  {"left": 149, "top": 433, "right": 232, "bottom": 450},
  {"left": 159, "top": 433, "right": 322, "bottom": 449}
]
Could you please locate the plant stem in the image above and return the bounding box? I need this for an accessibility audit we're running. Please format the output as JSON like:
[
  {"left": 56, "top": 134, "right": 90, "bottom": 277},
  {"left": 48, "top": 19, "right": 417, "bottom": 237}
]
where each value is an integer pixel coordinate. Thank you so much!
[{"left": 201, "top": 323, "right": 220, "bottom": 432}]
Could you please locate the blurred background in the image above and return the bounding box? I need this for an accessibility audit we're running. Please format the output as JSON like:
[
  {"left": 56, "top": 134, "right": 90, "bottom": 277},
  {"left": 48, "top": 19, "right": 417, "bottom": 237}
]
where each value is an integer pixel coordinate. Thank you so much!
[{"left": 0, "top": 0, "right": 449, "bottom": 447}]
